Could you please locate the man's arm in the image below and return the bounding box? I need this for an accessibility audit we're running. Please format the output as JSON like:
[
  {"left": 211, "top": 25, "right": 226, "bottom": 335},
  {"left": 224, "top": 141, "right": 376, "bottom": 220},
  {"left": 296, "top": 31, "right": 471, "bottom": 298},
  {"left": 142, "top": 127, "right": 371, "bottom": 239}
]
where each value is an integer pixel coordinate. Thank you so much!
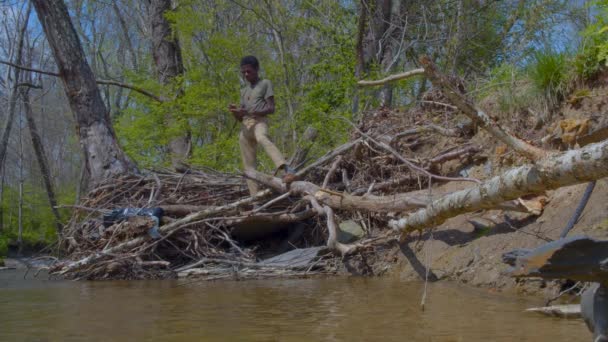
[{"left": 248, "top": 96, "right": 275, "bottom": 117}]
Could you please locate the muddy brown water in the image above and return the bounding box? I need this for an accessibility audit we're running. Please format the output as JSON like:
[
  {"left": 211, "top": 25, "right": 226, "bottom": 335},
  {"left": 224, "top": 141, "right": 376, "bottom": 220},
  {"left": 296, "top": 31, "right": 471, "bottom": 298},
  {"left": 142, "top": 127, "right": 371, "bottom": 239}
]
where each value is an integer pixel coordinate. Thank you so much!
[{"left": 0, "top": 269, "right": 589, "bottom": 341}]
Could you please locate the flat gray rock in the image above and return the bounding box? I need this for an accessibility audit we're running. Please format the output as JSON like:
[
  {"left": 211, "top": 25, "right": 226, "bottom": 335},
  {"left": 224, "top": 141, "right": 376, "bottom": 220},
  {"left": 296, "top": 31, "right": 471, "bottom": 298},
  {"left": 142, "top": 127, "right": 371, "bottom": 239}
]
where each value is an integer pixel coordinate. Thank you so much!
[
  {"left": 258, "top": 247, "right": 324, "bottom": 268},
  {"left": 506, "top": 236, "right": 608, "bottom": 283},
  {"left": 338, "top": 220, "right": 365, "bottom": 243}
]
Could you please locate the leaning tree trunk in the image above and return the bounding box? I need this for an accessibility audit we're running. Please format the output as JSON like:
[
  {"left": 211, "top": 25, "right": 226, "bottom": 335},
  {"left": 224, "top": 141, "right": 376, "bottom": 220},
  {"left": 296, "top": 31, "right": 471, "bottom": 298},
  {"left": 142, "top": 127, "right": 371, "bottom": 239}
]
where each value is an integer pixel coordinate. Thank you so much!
[
  {"left": 390, "top": 139, "right": 608, "bottom": 233},
  {"left": 21, "top": 88, "right": 63, "bottom": 234},
  {"left": 0, "top": 4, "right": 31, "bottom": 233},
  {"left": 0, "top": 3, "right": 30, "bottom": 175},
  {"left": 31, "top": 0, "right": 137, "bottom": 184},
  {"left": 149, "top": 0, "right": 191, "bottom": 171}
]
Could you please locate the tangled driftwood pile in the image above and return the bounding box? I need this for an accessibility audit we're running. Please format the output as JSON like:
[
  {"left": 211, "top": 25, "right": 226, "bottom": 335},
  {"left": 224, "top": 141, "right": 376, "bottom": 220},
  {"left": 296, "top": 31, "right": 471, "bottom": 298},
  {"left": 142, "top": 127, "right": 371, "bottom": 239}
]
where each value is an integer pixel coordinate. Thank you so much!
[
  {"left": 50, "top": 58, "right": 608, "bottom": 281},
  {"left": 50, "top": 101, "right": 486, "bottom": 280}
]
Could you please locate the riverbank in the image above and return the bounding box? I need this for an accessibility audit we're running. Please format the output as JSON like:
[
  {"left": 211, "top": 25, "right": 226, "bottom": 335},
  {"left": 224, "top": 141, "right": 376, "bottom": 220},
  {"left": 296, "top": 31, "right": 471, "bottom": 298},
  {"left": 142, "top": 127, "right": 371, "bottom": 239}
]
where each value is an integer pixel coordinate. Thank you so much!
[{"left": 380, "top": 179, "right": 608, "bottom": 296}]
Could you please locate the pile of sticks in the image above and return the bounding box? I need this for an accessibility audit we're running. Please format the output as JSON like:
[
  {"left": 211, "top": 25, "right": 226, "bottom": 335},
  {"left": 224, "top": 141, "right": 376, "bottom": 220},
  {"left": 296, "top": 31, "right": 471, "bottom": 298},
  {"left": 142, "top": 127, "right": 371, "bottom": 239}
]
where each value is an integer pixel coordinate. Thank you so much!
[
  {"left": 51, "top": 58, "right": 608, "bottom": 281},
  {"left": 51, "top": 103, "right": 483, "bottom": 280}
]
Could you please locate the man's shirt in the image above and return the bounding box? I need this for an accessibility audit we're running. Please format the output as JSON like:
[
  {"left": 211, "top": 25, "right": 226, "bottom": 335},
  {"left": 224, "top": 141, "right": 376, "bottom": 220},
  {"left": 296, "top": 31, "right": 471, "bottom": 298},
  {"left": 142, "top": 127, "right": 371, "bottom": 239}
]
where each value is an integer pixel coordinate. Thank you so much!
[{"left": 240, "top": 79, "right": 274, "bottom": 115}]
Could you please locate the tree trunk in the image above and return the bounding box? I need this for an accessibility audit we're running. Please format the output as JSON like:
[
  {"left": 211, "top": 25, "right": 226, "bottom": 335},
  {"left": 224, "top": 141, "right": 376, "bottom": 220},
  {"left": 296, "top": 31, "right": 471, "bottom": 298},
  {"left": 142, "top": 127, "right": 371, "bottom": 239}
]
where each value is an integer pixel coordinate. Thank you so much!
[
  {"left": 112, "top": 2, "right": 139, "bottom": 70},
  {"left": 0, "top": 3, "right": 30, "bottom": 176},
  {"left": 0, "top": 171, "right": 5, "bottom": 233},
  {"left": 353, "top": 0, "right": 368, "bottom": 114},
  {"left": 31, "top": 0, "right": 137, "bottom": 184},
  {"left": 149, "top": 0, "right": 191, "bottom": 170},
  {"left": 449, "top": 0, "right": 465, "bottom": 73},
  {"left": 379, "top": 0, "right": 401, "bottom": 107},
  {"left": 21, "top": 88, "right": 63, "bottom": 234},
  {"left": 360, "top": 0, "right": 398, "bottom": 108},
  {"left": 17, "top": 99, "right": 24, "bottom": 254}
]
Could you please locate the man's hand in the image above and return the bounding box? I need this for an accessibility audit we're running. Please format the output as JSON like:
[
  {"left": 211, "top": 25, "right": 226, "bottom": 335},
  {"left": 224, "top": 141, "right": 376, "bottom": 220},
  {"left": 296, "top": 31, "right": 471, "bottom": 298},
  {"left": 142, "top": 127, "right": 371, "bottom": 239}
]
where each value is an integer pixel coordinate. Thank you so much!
[{"left": 228, "top": 104, "right": 247, "bottom": 121}]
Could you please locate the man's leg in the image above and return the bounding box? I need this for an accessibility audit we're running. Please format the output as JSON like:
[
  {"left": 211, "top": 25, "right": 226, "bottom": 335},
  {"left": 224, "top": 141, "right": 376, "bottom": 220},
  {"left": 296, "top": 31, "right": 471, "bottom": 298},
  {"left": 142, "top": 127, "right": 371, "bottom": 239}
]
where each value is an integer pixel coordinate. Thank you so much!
[
  {"left": 254, "top": 120, "right": 287, "bottom": 169},
  {"left": 239, "top": 129, "right": 258, "bottom": 196}
]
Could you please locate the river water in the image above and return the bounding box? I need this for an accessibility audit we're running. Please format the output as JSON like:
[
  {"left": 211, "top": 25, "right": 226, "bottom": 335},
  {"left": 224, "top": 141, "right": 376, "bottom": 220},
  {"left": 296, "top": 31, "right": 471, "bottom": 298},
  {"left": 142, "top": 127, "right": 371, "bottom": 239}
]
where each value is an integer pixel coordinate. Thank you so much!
[{"left": 0, "top": 269, "right": 589, "bottom": 341}]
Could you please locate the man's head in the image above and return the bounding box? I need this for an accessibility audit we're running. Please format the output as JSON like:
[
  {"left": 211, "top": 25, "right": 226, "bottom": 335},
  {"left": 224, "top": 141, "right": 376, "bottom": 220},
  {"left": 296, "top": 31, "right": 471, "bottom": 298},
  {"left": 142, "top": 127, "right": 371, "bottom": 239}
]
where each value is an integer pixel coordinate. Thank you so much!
[{"left": 240, "top": 55, "right": 259, "bottom": 84}]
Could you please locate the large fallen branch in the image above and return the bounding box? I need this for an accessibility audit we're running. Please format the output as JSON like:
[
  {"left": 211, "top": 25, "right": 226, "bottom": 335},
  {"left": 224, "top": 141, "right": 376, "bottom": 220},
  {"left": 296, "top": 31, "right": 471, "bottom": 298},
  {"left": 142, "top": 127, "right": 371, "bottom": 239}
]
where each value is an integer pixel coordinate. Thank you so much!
[
  {"left": 419, "top": 56, "right": 547, "bottom": 161},
  {"left": 244, "top": 170, "right": 428, "bottom": 213},
  {"left": 389, "top": 139, "right": 608, "bottom": 233}
]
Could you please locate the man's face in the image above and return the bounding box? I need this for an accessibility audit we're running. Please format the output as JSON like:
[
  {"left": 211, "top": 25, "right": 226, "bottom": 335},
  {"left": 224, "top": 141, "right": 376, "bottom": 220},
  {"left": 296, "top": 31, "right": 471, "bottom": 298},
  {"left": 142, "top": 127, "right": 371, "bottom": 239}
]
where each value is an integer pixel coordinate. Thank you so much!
[{"left": 240, "top": 64, "right": 258, "bottom": 83}]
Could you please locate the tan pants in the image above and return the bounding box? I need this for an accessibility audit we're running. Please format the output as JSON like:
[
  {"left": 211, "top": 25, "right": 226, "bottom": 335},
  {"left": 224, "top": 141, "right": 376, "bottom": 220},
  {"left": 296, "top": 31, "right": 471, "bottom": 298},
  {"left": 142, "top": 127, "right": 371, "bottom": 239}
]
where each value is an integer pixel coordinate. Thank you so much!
[{"left": 239, "top": 116, "right": 286, "bottom": 196}]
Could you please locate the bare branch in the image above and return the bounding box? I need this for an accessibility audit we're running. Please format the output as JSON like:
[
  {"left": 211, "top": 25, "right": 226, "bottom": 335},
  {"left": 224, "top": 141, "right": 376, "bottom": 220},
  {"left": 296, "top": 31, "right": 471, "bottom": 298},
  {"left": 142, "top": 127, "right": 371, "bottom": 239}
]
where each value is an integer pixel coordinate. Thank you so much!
[
  {"left": 0, "top": 59, "right": 163, "bottom": 102},
  {"left": 322, "top": 156, "right": 342, "bottom": 188},
  {"left": 358, "top": 68, "right": 425, "bottom": 87}
]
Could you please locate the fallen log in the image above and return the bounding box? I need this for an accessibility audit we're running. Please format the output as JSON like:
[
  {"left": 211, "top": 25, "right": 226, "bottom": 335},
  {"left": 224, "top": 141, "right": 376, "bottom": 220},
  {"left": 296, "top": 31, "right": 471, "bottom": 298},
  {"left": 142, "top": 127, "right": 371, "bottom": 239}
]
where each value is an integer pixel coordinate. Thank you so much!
[
  {"left": 301, "top": 195, "right": 360, "bottom": 255},
  {"left": 389, "top": 139, "right": 608, "bottom": 233},
  {"left": 244, "top": 170, "right": 428, "bottom": 213},
  {"left": 395, "top": 124, "right": 460, "bottom": 139}
]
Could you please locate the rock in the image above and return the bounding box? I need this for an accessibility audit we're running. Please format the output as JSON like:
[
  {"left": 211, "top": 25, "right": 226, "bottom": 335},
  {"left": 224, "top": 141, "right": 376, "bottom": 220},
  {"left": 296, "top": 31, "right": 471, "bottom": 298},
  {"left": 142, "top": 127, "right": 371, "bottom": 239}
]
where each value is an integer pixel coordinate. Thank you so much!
[
  {"left": 505, "top": 236, "right": 608, "bottom": 283},
  {"left": 258, "top": 247, "right": 324, "bottom": 268},
  {"left": 581, "top": 283, "right": 608, "bottom": 341},
  {"left": 338, "top": 220, "right": 365, "bottom": 243}
]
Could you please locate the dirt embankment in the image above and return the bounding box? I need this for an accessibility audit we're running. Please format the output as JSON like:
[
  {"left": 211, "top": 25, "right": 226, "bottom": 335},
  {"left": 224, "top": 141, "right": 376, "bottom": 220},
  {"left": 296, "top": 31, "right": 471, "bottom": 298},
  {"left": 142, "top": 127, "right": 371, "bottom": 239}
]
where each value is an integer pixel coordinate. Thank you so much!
[
  {"left": 382, "top": 85, "right": 608, "bottom": 297},
  {"left": 390, "top": 180, "right": 608, "bottom": 294}
]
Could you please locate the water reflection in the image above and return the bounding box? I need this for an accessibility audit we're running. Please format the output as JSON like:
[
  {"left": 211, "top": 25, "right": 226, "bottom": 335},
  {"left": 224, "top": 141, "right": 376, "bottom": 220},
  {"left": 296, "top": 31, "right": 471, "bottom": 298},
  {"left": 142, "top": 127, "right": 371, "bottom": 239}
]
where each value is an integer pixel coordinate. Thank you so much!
[{"left": 0, "top": 271, "right": 588, "bottom": 341}]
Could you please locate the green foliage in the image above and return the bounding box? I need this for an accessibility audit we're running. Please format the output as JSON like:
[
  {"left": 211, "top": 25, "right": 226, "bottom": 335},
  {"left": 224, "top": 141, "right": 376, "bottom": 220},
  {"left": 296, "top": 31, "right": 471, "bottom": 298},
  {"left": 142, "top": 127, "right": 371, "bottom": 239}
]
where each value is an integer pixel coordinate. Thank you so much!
[
  {"left": 592, "top": 0, "right": 608, "bottom": 65},
  {"left": 115, "top": 0, "right": 358, "bottom": 172},
  {"left": 572, "top": 2, "right": 608, "bottom": 81},
  {"left": 528, "top": 50, "right": 571, "bottom": 104},
  {"left": 0, "top": 237, "right": 7, "bottom": 258},
  {"left": 110, "top": 0, "right": 590, "bottom": 173},
  {"left": 296, "top": 8, "right": 358, "bottom": 149},
  {"left": 0, "top": 185, "right": 72, "bottom": 257},
  {"left": 478, "top": 63, "right": 535, "bottom": 115},
  {"left": 573, "top": 37, "right": 605, "bottom": 81}
]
